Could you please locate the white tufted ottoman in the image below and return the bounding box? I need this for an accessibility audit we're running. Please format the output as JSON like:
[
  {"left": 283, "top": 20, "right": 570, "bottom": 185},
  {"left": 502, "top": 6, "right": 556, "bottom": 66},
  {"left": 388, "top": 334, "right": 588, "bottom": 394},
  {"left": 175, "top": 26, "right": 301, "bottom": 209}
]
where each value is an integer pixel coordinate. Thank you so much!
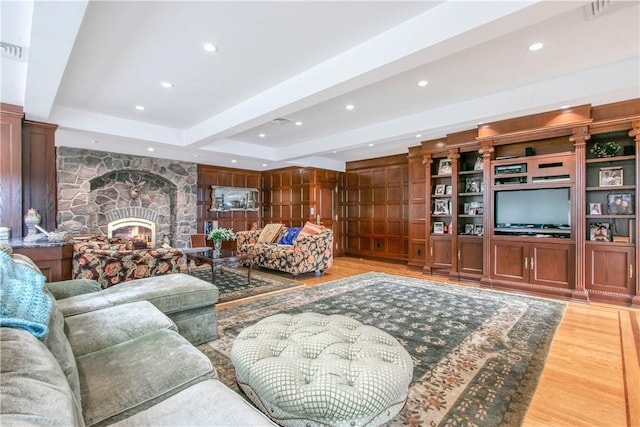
[{"left": 230, "top": 312, "right": 413, "bottom": 427}]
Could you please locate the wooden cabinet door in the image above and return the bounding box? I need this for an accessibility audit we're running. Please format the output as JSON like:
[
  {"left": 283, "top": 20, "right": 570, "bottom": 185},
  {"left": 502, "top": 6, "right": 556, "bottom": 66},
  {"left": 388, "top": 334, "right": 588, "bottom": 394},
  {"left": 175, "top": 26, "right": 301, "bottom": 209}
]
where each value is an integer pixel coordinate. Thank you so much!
[
  {"left": 430, "top": 235, "right": 452, "bottom": 270},
  {"left": 530, "top": 242, "right": 574, "bottom": 289},
  {"left": 586, "top": 244, "right": 635, "bottom": 295},
  {"left": 457, "top": 236, "right": 483, "bottom": 277},
  {"left": 491, "top": 240, "right": 528, "bottom": 283}
]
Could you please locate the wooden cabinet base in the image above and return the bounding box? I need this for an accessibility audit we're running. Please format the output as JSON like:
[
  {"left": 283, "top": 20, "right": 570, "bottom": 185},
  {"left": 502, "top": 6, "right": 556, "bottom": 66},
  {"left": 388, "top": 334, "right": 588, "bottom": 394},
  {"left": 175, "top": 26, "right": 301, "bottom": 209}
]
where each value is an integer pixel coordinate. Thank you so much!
[{"left": 12, "top": 243, "right": 73, "bottom": 282}]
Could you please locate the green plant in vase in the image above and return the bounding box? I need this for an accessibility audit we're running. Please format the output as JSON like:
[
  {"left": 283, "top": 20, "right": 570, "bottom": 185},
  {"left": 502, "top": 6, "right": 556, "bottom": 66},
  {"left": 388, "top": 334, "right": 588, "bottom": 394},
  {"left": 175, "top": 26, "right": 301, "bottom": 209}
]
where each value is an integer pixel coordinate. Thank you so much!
[
  {"left": 207, "top": 228, "right": 235, "bottom": 252},
  {"left": 590, "top": 141, "right": 621, "bottom": 158}
]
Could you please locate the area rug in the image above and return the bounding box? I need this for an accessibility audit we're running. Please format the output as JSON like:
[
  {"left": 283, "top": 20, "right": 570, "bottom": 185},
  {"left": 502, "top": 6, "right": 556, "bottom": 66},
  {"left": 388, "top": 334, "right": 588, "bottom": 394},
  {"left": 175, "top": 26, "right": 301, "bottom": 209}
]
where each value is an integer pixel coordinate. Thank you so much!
[
  {"left": 184, "top": 267, "right": 304, "bottom": 303},
  {"left": 198, "top": 272, "right": 565, "bottom": 426}
]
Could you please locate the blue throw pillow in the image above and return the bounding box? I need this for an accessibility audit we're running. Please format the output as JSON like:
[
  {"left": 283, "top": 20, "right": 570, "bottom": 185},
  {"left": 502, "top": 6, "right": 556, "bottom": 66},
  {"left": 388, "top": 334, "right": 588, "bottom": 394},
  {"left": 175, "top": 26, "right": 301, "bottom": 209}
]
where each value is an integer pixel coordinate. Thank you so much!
[{"left": 279, "top": 227, "right": 302, "bottom": 245}]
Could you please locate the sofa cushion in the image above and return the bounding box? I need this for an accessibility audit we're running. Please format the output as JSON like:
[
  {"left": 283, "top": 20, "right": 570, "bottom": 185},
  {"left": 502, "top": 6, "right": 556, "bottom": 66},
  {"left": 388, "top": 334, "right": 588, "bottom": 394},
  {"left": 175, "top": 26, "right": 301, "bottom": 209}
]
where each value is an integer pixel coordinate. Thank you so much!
[
  {"left": 108, "top": 380, "right": 276, "bottom": 427},
  {"left": 279, "top": 227, "right": 302, "bottom": 245},
  {"left": 57, "top": 273, "right": 218, "bottom": 317},
  {"left": 296, "top": 221, "right": 325, "bottom": 240},
  {"left": 0, "top": 327, "right": 84, "bottom": 427},
  {"left": 46, "top": 279, "right": 101, "bottom": 300},
  {"left": 76, "top": 329, "right": 216, "bottom": 427},
  {"left": 257, "top": 223, "right": 284, "bottom": 243},
  {"left": 44, "top": 300, "right": 82, "bottom": 406},
  {"left": 65, "top": 301, "right": 177, "bottom": 357}
]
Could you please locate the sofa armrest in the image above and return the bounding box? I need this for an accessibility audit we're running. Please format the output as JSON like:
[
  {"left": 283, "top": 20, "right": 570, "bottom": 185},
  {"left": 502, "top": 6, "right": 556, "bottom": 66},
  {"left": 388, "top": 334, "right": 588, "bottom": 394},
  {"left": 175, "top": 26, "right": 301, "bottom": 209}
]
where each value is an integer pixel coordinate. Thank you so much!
[{"left": 45, "top": 279, "right": 102, "bottom": 300}]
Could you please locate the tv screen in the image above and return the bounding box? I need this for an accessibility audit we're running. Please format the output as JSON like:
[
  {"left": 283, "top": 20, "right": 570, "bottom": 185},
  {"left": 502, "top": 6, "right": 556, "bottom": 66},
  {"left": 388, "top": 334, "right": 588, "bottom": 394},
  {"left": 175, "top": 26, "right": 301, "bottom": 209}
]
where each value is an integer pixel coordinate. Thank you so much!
[{"left": 495, "top": 188, "right": 571, "bottom": 227}]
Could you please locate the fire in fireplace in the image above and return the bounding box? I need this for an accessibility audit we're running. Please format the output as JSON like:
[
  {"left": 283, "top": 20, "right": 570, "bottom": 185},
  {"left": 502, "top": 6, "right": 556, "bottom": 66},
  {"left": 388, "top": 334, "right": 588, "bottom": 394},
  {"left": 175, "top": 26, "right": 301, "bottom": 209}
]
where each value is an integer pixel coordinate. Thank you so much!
[{"left": 108, "top": 218, "right": 156, "bottom": 247}]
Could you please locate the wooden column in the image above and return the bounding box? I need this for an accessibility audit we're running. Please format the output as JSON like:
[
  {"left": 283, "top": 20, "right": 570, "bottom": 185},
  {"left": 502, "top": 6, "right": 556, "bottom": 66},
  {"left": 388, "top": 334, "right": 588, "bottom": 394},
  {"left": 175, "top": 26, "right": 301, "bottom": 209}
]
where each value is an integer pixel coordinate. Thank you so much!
[
  {"left": 479, "top": 141, "right": 494, "bottom": 287},
  {"left": 570, "top": 125, "right": 591, "bottom": 302},
  {"left": 630, "top": 120, "right": 640, "bottom": 306},
  {"left": 448, "top": 148, "right": 461, "bottom": 279},
  {"left": 423, "top": 154, "right": 433, "bottom": 275},
  {"left": 0, "top": 103, "right": 24, "bottom": 238}
]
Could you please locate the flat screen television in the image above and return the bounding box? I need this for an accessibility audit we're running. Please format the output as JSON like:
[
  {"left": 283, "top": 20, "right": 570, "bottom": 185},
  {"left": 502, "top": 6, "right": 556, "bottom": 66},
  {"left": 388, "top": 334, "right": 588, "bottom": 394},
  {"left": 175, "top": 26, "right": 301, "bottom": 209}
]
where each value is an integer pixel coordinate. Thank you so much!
[{"left": 495, "top": 188, "right": 571, "bottom": 233}]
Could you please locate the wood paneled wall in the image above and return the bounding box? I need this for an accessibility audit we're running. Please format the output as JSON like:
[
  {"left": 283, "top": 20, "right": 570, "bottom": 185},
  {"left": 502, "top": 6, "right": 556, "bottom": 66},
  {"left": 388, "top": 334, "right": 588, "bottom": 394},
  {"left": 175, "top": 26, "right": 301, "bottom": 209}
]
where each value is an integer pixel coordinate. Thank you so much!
[
  {"left": 343, "top": 154, "right": 409, "bottom": 261},
  {"left": 0, "top": 103, "right": 24, "bottom": 237}
]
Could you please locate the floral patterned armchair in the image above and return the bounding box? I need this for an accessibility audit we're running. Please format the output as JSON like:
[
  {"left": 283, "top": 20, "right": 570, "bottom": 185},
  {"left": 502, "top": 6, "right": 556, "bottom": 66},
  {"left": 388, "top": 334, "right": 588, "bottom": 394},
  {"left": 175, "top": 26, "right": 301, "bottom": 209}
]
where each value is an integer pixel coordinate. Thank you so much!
[
  {"left": 235, "top": 225, "right": 333, "bottom": 277},
  {"left": 72, "top": 240, "right": 184, "bottom": 288}
]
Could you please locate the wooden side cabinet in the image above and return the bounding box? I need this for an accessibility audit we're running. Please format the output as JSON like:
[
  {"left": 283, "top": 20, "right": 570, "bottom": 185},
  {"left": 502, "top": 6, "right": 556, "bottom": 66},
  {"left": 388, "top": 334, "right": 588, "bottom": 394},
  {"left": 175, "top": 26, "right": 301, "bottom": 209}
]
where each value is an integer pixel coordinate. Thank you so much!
[
  {"left": 456, "top": 236, "right": 484, "bottom": 280},
  {"left": 12, "top": 243, "right": 73, "bottom": 282},
  {"left": 585, "top": 243, "right": 635, "bottom": 304}
]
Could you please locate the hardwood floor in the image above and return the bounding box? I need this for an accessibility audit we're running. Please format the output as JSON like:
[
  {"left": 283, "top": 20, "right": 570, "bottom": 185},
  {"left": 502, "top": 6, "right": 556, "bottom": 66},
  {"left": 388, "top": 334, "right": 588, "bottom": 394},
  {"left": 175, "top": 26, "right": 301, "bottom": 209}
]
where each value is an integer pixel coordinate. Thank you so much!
[{"left": 228, "top": 256, "right": 640, "bottom": 426}]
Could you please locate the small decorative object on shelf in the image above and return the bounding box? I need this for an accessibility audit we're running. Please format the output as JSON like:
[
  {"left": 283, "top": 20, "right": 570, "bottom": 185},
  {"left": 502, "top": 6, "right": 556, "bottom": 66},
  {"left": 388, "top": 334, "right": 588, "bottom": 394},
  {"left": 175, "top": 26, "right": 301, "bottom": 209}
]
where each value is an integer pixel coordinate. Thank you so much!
[
  {"left": 23, "top": 208, "right": 41, "bottom": 237},
  {"left": 591, "top": 141, "right": 621, "bottom": 158}
]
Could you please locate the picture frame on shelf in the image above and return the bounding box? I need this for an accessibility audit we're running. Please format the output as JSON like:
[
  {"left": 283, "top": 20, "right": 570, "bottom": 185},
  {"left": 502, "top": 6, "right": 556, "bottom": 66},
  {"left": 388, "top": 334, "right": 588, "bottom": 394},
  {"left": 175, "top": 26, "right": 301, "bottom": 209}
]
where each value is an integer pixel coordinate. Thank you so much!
[
  {"left": 464, "top": 224, "right": 474, "bottom": 235},
  {"left": 438, "top": 159, "right": 452, "bottom": 175},
  {"left": 445, "top": 185, "right": 453, "bottom": 195},
  {"left": 474, "top": 157, "right": 483, "bottom": 171},
  {"left": 433, "top": 199, "right": 450, "bottom": 215},
  {"left": 589, "top": 202, "right": 602, "bottom": 215},
  {"left": 463, "top": 202, "right": 470, "bottom": 214},
  {"left": 433, "top": 222, "right": 445, "bottom": 234},
  {"left": 464, "top": 177, "right": 481, "bottom": 193},
  {"left": 606, "top": 193, "right": 633, "bottom": 215},
  {"left": 598, "top": 166, "right": 623, "bottom": 187},
  {"left": 473, "top": 224, "right": 483, "bottom": 236},
  {"left": 434, "top": 184, "right": 445, "bottom": 195},
  {"left": 589, "top": 222, "right": 611, "bottom": 241}
]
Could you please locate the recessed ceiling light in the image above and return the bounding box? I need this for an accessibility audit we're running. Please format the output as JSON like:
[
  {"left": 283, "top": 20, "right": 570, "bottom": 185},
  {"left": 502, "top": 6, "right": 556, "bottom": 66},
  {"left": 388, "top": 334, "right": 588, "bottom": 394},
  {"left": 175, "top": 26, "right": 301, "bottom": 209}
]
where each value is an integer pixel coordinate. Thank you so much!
[
  {"left": 90, "top": 139, "right": 99, "bottom": 144},
  {"left": 135, "top": 105, "right": 145, "bottom": 111},
  {"left": 259, "top": 133, "right": 266, "bottom": 138},
  {"left": 528, "top": 42, "right": 543, "bottom": 51},
  {"left": 415, "top": 134, "right": 422, "bottom": 138},
  {"left": 295, "top": 121, "right": 302, "bottom": 126},
  {"left": 202, "top": 42, "right": 218, "bottom": 52},
  {"left": 345, "top": 104, "right": 355, "bottom": 111},
  {"left": 262, "top": 163, "right": 267, "bottom": 167},
  {"left": 231, "top": 159, "right": 237, "bottom": 163},
  {"left": 147, "top": 147, "right": 155, "bottom": 152},
  {"left": 417, "top": 80, "right": 428, "bottom": 87},
  {"left": 161, "top": 81, "right": 173, "bottom": 88},
  {"left": 560, "top": 105, "right": 571, "bottom": 109},
  {"left": 368, "top": 143, "right": 374, "bottom": 147}
]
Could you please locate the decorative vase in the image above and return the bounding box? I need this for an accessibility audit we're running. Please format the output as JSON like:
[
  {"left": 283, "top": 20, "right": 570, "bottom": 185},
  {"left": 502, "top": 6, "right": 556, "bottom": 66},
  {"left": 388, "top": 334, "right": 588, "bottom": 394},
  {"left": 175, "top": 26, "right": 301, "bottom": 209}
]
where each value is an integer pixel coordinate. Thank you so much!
[
  {"left": 24, "top": 208, "right": 41, "bottom": 237},
  {"left": 213, "top": 239, "right": 222, "bottom": 254}
]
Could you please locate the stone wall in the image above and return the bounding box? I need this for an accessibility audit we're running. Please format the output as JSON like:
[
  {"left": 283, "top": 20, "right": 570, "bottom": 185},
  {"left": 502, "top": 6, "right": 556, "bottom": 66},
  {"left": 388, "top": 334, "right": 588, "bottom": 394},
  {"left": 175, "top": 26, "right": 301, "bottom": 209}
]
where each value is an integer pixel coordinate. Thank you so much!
[{"left": 56, "top": 147, "right": 197, "bottom": 248}]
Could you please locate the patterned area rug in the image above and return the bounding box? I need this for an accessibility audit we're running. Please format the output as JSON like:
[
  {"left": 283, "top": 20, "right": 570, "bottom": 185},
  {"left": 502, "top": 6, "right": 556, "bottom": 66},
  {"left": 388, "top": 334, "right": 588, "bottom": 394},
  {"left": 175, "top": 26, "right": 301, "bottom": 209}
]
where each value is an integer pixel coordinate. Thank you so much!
[
  {"left": 184, "top": 267, "right": 304, "bottom": 303},
  {"left": 199, "top": 272, "right": 565, "bottom": 426}
]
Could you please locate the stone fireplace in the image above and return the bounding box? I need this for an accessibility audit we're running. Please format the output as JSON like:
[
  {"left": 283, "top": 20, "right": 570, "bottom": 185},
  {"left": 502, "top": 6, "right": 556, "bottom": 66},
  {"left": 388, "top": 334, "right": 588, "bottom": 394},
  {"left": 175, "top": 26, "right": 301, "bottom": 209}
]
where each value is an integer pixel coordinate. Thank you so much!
[{"left": 56, "top": 147, "right": 198, "bottom": 248}]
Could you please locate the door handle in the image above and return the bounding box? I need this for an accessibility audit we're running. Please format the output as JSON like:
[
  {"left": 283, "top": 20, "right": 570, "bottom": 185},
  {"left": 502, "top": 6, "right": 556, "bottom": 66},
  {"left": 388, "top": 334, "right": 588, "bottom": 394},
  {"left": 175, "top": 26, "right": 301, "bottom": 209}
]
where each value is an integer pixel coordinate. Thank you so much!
[
  {"left": 630, "top": 264, "right": 634, "bottom": 279},
  {"left": 457, "top": 250, "right": 461, "bottom": 261},
  {"left": 530, "top": 257, "right": 534, "bottom": 271},
  {"left": 524, "top": 257, "right": 528, "bottom": 270}
]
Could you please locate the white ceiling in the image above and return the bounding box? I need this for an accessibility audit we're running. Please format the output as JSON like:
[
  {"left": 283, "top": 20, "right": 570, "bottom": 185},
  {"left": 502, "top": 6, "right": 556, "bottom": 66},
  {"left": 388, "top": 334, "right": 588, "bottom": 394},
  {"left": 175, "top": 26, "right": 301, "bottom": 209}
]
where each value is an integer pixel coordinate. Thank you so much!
[{"left": 2, "top": 1, "right": 639, "bottom": 172}]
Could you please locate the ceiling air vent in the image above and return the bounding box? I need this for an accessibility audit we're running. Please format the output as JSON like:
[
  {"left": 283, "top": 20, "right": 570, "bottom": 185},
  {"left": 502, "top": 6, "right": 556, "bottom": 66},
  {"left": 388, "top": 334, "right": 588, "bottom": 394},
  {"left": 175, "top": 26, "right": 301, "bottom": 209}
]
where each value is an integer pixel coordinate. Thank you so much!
[
  {"left": 584, "top": 0, "right": 631, "bottom": 20},
  {"left": 1, "top": 41, "right": 25, "bottom": 61},
  {"left": 270, "top": 117, "right": 293, "bottom": 125}
]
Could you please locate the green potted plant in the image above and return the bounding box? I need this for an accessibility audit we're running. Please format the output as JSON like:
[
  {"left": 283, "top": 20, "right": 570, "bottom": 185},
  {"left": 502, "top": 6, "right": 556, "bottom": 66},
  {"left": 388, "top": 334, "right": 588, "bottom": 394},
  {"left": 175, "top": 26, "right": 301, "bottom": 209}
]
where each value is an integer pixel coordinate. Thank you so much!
[
  {"left": 591, "top": 141, "right": 621, "bottom": 158},
  {"left": 207, "top": 228, "right": 235, "bottom": 252}
]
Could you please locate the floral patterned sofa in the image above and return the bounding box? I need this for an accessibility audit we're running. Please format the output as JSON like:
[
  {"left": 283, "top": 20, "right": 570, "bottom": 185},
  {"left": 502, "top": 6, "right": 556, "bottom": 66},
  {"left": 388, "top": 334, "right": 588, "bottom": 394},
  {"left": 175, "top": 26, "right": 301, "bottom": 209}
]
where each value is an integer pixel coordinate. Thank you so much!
[
  {"left": 236, "top": 223, "right": 333, "bottom": 277},
  {"left": 72, "top": 239, "right": 184, "bottom": 288}
]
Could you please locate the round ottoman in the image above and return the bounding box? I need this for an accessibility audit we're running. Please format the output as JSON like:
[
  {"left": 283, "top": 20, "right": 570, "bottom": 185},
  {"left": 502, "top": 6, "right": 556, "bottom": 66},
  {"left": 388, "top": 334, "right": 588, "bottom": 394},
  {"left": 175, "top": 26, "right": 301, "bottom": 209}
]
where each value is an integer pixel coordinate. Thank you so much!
[{"left": 230, "top": 312, "right": 413, "bottom": 427}]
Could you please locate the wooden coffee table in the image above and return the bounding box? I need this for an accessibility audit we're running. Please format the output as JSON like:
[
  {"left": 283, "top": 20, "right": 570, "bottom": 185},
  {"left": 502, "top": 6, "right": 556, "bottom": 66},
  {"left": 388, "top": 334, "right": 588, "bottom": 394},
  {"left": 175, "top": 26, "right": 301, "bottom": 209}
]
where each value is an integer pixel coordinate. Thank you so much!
[{"left": 184, "top": 248, "right": 251, "bottom": 284}]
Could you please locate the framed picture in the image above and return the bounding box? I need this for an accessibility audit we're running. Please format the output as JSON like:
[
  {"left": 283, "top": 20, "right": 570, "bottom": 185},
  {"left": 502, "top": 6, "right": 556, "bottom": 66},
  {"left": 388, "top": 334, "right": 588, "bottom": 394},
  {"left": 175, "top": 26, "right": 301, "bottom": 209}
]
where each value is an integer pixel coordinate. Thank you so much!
[
  {"left": 433, "top": 222, "right": 444, "bottom": 234},
  {"left": 445, "top": 185, "right": 453, "bottom": 195},
  {"left": 464, "top": 224, "right": 474, "bottom": 235},
  {"left": 606, "top": 193, "right": 633, "bottom": 215},
  {"left": 474, "top": 157, "right": 483, "bottom": 171},
  {"left": 464, "top": 177, "right": 481, "bottom": 193},
  {"left": 473, "top": 224, "right": 484, "bottom": 236},
  {"left": 434, "top": 184, "right": 445, "bottom": 195},
  {"left": 589, "top": 202, "right": 602, "bottom": 215},
  {"left": 438, "top": 159, "right": 452, "bottom": 175},
  {"left": 599, "top": 167, "right": 623, "bottom": 187},
  {"left": 590, "top": 222, "right": 610, "bottom": 241},
  {"left": 433, "top": 199, "right": 450, "bottom": 215}
]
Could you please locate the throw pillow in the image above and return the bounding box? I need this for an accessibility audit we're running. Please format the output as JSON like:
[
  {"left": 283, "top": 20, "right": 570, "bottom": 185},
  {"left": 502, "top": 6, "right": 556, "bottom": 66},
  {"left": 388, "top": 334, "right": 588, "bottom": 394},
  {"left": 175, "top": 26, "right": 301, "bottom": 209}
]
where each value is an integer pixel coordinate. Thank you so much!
[
  {"left": 279, "top": 227, "right": 302, "bottom": 245},
  {"left": 257, "top": 224, "right": 284, "bottom": 243},
  {"left": 0, "top": 251, "right": 52, "bottom": 340},
  {"left": 296, "top": 221, "right": 325, "bottom": 241}
]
